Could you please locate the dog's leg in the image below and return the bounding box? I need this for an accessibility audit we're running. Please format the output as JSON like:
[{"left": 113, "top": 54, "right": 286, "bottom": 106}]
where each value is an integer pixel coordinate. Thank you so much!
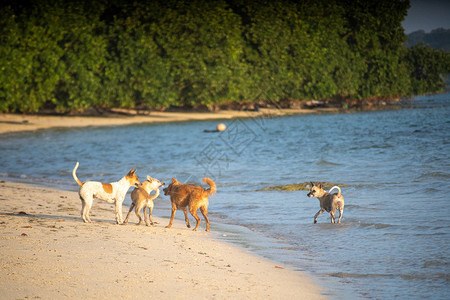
[
  {"left": 182, "top": 208, "right": 191, "bottom": 228},
  {"left": 190, "top": 208, "right": 201, "bottom": 231},
  {"left": 134, "top": 205, "right": 143, "bottom": 225},
  {"left": 134, "top": 201, "right": 148, "bottom": 225},
  {"left": 200, "top": 206, "right": 209, "bottom": 232},
  {"left": 145, "top": 205, "right": 154, "bottom": 226},
  {"left": 330, "top": 211, "right": 336, "bottom": 223},
  {"left": 144, "top": 206, "right": 149, "bottom": 226},
  {"left": 314, "top": 209, "right": 325, "bottom": 224},
  {"left": 80, "top": 196, "right": 86, "bottom": 223},
  {"left": 142, "top": 202, "right": 152, "bottom": 226},
  {"left": 80, "top": 196, "right": 93, "bottom": 223},
  {"left": 114, "top": 201, "right": 124, "bottom": 224},
  {"left": 166, "top": 205, "right": 177, "bottom": 228},
  {"left": 123, "top": 203, "right": 135, "bottom": 224},
  {"left": 338, "top": 208, "right": 343, "bottom": 223}
]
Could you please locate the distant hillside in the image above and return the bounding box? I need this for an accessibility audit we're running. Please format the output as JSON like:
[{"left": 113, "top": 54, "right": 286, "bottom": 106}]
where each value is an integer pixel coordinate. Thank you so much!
[{"left": 406, "top": 28, "right": 450, "bottom": 52}]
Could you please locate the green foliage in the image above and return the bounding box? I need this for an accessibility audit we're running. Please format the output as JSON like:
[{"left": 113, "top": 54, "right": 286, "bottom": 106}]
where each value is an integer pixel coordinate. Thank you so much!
[
  {"left": 0, "top": 3, "right": 64, "bottom": 112},
  {"left": 405, "top": 44, "right": 450, "bottom": 94},
  {"left": 0, "top": 0, "right": 448, "bottom": 113},
  {"left": 340, "top": 0, "right": 411, "bottom": 98},
  {"left": 0, "top": 0, "right": 108, "bottom": 113},
  {"left": 153, "top": 0, "right": 249, "bottom": 107},
  {"left": 101, "top": 1, "right": 177, "bottom": 110},
  {"left": 52, "top": 1, "right": 108, "bottom": 112}
]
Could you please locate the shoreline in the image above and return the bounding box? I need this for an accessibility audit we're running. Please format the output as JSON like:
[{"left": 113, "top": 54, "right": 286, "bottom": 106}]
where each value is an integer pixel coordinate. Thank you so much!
[
  {"left": 0, "top": 181, "right": 325, "bottom": 299},
  {"left": 0, "top": 108, "right": 339, "bottom": 135}
]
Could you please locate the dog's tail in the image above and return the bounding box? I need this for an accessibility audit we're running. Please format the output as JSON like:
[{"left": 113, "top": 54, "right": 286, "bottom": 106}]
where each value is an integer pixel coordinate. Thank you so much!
[
  {"left": 147, "top": 188, "right": 161, "bottom": 202},
  {"left": 202, "top": 178, "right": 216, "bottom": 196},
  {"left": 328, "top": 186, "right": 341, "bottom": 196},
  {"left": 72, "top": 162, "right": 84, "bottom": 187}
]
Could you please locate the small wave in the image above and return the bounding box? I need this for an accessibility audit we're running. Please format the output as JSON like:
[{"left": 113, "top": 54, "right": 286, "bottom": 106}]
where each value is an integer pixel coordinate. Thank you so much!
[
  {"left": 400, "top": 273, "right": 450, "bottom": 281},
  {"left": 0, "top": 173, "right": 75, "bottom": 191},
  {"left": 343, "top": 204, "right": 362, "bottom": 210},
  {"left": 424, "top": 260, "right": 450, "bottom": 268},
  {"left": 351, "top": 183, "right": 386, "bottom": 190},
  {"left": 418, "top": 171, "right": 450, "bottom": 180},
  {"left": 329, "top": 272, "right": 450, "bottom": 282},
  {"left": 413, "top": 232, "right": 447, "bottom": 237},
  {"left": 316, "top": 159, "right": 342, "bottom": 166},
  {"left": 328, "top": 272, "right": 394, "bottom": 279},
  {"left": 358, "top": 222, "right": 392, "bottom": 229}
]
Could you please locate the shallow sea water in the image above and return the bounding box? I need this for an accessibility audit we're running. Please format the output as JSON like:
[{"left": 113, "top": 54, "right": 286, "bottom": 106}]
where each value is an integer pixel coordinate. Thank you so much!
[{"left": 1, "top": 94, "right": 449, "bottom": 299}]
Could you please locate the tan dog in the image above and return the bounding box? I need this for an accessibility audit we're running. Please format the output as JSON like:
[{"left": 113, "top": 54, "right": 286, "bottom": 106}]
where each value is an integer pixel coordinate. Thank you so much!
[
  {"left": 72, "top": 162, "right": 140, "bottom": 224},
  {"left": 163, "top": 177, "right": 216, "bottom": 231},
  {"left": 307, "top": 182, "right": 344, "bottom": 224},
  {"left": 123, "top": 175, "right": 164, "bottom": 226}
]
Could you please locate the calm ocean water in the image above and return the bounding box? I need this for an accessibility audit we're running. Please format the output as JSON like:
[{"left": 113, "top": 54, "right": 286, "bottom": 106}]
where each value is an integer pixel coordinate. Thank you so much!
[{"left": 1, "top": 94, "right": 449, "bottom": 299}]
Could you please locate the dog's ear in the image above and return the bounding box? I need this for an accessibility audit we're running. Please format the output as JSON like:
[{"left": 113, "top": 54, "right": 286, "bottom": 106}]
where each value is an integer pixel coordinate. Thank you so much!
[
  {"left": 172, "top": 177, "right": 177, "bottom": 183},
  {"left": 147, "top": 175, "right": 152, "bottom": 181},
  {"left": 318, "top": 183, "right": 322, "bottom": 189},
  {"left": 310, "top": 182, "right": 314, "bottom": 188}
]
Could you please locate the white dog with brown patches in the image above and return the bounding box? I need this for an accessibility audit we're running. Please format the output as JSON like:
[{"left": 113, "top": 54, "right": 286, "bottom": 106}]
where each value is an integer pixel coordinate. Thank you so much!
[{"left": 72, "top": 162, "right": 140, "bottom": 224}]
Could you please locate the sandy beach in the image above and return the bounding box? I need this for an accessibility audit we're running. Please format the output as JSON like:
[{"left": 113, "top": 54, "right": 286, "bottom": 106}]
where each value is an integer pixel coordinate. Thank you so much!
[
  {"left": 0, "top": 181, "right": 324, "bottom": 299},
  {"left": 0, "top": 112, "right": 325, "bottom": 299},
  {"left": 0, "top": 108, "right": 337, "bottom": 135}
]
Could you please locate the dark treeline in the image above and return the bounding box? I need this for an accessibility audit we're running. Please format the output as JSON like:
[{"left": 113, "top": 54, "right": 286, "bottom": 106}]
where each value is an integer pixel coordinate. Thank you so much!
[
  {"left": 1, "top": 0, "right": 449, "bottom": 113},
  {"left": 407, "top": 28, "right": 450, "bottom": 52}
]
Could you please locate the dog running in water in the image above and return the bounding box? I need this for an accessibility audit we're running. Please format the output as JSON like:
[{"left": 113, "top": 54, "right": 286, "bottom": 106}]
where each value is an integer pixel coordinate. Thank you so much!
[
  {"left": 307, "top": 182, "right": 344, "bottom": 224},
  {"left": 72, "top": 162, "right": 140, "bottom": 224},
  {"left": 163, "top": 177, "right": 216, "bottom": 231}
]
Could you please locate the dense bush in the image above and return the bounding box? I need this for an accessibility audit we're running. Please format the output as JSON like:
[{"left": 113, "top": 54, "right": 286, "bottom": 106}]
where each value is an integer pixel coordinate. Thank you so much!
[
  {"left": 405, "top": 43, "right": 450, "bottom": 94},
  {"left": 0, "top": 0, "right": 449, "bottom": 113}
]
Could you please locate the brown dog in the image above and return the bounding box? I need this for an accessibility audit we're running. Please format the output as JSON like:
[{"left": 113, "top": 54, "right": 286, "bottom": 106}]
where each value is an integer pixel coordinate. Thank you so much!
[
  {"left": 123, "top": 175, "right": 164, "bottom": 226},
  {"left": 307, "top": 182, "right": 344, "bottom": 224},
  {"left": 163, "top": 177, "right": 216, "bottom": 231}
]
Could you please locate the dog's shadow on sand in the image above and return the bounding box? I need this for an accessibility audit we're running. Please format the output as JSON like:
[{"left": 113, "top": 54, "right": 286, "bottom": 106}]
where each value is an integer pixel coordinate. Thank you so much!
[{"left": 0, "top": 211, "right": 115, "bottom": 225}]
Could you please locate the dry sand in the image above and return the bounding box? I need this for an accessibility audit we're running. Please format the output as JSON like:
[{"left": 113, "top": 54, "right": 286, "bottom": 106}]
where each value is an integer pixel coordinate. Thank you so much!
[
  {"left": 0, "top": 108, "right": 337, "bottom": 135},
  {"left": 0, "top": 111, "right": 326, "bottom": 299}
]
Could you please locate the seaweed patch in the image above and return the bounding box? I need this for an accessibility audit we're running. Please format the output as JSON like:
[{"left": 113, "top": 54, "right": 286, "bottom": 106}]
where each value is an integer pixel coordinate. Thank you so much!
[{"left": 256, "top": 182, "right": 349, "bottom": 192}]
